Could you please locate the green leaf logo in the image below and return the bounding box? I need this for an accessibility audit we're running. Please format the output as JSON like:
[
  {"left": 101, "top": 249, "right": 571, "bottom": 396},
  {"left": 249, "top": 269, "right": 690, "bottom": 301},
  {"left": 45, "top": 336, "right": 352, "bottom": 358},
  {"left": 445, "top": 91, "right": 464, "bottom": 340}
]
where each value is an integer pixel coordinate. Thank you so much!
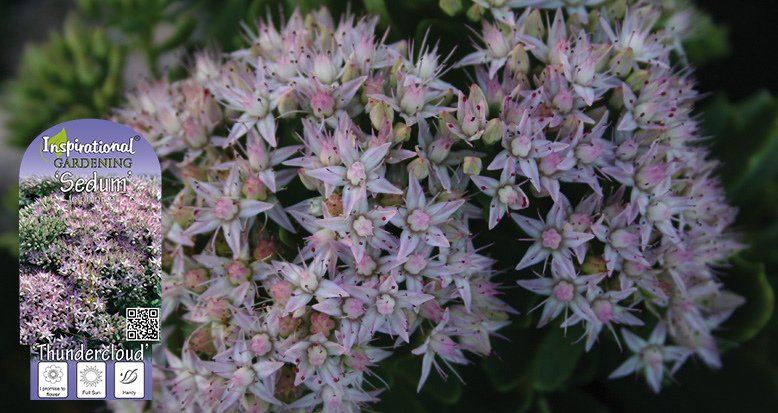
[{"left": 40, "top": 128, "right": 67, "bottom": 162}]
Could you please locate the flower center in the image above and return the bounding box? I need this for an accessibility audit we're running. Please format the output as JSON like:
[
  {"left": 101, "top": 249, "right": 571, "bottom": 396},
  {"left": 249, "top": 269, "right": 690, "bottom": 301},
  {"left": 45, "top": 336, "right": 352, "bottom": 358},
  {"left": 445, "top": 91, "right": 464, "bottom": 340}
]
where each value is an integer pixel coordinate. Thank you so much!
[
  {"left": 346, "top": 161, "right": 367, "bottom": 186},
  {"left": 214, "top": 198, "right": 239, "bottom": 221},
  {"left": 343, "top": 298, "right": 366, "bottom": 318},
  {"left": 510, "top": 135, "right": 532, "bottom": 158},
  {"left": 231, "top": 366, "right": 255, "bottom": 388},
  {"left": 355, "top": 255, "right": 377, "bottom": 276},
  {"left": 307, "top": 344, "right": 328, "bottom": 367},
  {"left": 352, "top": 215, "right": 374, "bottom": 237},
  {"left": 647, "top": 201, "right": 671, "bottom": 222},
  {"left": 226, "top": 260, "right": 251, "bottom": 284},
  {"left": 299, "top": 270, "right": 320, "bottom": 293},
  {"left": 641, "top": 346, "right": 664, "bottom": 368},
  {"left": 376, "top": 294, "right": 396, "bottom": 316},
  {"left": 541, "top": 228, "right": 563, "bottom": 250},
  {"left": 592, "top": 299, "right": 614, "bottom": 324},
  {"left": 567, "top": 213, "right": 591, "bottom": 233},
  {"left": 622, "top": 260, "right": 649, "bottom": 277},
  {"left": 250, "top": 333, "right": 272, "bottom": 356},
  {"left": 609, "top": 228, "right": 636, "bottom": 249},
  {"left": 552, "top": 280, "right": 575, "bottom": 303},
  {"left": 635, "top": 164, "right": 668, "bottom": 190},
  {"left": 575, "top": 143, "right": 600, "bottom": 164},
  {"left": 407, "top": 209, "right": 432, "bottom": 232},
  {"left": 403, "top": 253, "right": 427, "bottom": 275},
  {"left": 497, "top": 185, "right": 527, "bottom": 209}
]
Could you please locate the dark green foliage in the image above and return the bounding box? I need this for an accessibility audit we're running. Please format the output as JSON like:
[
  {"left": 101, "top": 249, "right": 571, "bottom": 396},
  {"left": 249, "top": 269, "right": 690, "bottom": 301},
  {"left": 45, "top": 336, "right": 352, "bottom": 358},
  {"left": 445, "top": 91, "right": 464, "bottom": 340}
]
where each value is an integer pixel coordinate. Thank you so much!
[{"left": 3, "top": 14, "right": 123, "bottom": 147}]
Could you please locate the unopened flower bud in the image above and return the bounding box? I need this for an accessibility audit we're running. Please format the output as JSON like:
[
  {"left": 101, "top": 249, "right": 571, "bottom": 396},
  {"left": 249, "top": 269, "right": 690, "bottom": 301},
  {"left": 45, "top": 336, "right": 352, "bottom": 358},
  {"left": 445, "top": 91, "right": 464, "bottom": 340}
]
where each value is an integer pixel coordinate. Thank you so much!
[
  {"left": 508, "top": 44, "right": 530, "bottom": 74},
  {"left": 343, "top": 298, "right": 365, "bottom": 318},
  {"left": 253, "top": 237, "right": 276, "bottom": 261},
  {"left": 606, "top": 0, "right": 627, "bottom": 19},
  {"left": 466, "top": 3, "right": 484, "bottom": 21},
  {"left": 627, "top": 70, "right": 651, "bottom": 92},
  {"left": 277, "top": 92, "right": 299, "bottom": 116},
  {"left": 242, "top": 174, "right": 268, "bottom": 201},
  {"left": 468, "top": 84, "right": 487, "bottom": 113},
  {"left": 399, "top": 84, "right": 427, "bottom": 115},
  {"left": 408, "top": 158, "right": 430, "bottom": 180},
  {"left": 299, "top": 169, "right": 319, "bottom": 191},
  {"left": 439, "top": 0, "right": 463, "bottom": 17},
  {"left": 340, "top": 59, "right": 360, "bottom": 83},
  {"left": 183, "top": 268, "right": 209, "bottom": 292},
  {"left": 393, "top": 122, "right": 411, "bottom": 142},
  {"left": 610, "top": 47, "right": 634, "bottom": 78},
  {"left": 591, "top": 43, "right": 611, "bottom": 73},
  {"left": 324, "top": 193, "right": 344, "bottom": 216},
  {"left": 428, "top": 138, "right": 453, "bottom": 164},
  {"left": 525, "top": 9, "right": 545, "bottom": 38},
  {"left": 553, "top": 89, "right": 574, "bottom": 114},
  {"left": 278, "top": 316, "right": 298, "bottom": 337},
  {"left": 581, "top": 255, "right": 608, "bottom": 274},
  {"left": 482, "top": 118, "right": 504, "bottom": 145},
  {"left": 390, "top": 58, "right": 406, "bottom": 87},
  {"left": 558, "top": 116, "right": 579, "bottom": 138},
  {"left": 310, "top": 312, "right": 335, "bottom": 335},
  {"left": 226, "top": 260, "right": 251, "bottom": 285},
  {"left": 370, "top": 101, "right": 394, "bottom": 129},
  {"left": 380, "top": 192, "right": 404, "bottom": 207},
  {"left": 463, "top": 156, "right": 482, "bottom": 175},
  {"left": 616, "top": 139, "right": 639, "bottom": 161}
]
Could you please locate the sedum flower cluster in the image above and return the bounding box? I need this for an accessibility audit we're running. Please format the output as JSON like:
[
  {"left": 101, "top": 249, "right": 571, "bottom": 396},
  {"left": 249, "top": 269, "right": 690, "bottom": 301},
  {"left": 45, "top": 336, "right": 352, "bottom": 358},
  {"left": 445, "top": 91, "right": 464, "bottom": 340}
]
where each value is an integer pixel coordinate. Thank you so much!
[
  {"left": 19, "top": 177, "right": 161, "bottom": 351},
  {"left": 112, "top": 1, "right": 742, "bottom": 410}
]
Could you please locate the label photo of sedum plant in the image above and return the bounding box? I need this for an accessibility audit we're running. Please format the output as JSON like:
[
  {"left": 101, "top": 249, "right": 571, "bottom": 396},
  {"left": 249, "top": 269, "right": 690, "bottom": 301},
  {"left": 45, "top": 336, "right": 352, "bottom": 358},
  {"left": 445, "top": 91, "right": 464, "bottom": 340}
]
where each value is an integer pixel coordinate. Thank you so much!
[{"left": 19, "top": 175, "right": 162, "bottom": 351}]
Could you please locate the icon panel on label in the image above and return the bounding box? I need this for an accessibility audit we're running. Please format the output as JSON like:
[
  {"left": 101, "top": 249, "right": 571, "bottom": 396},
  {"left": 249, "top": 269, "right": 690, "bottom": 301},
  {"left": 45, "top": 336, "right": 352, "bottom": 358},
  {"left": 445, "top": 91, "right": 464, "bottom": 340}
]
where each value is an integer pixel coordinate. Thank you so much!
[
  {"left": 38, "top": 362, "right": 68, "bottom": 398},
  {"left": 77, "top": 362, "right": 106, "bottom": 399},
  {"left": 114, "top": 362, "right": 144, "bottom": 399}
]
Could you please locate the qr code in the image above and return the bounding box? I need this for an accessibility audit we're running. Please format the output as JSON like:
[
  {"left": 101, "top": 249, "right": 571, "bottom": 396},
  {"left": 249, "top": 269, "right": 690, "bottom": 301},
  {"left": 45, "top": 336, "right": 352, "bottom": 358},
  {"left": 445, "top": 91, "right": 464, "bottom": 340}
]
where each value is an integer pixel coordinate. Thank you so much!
[{"left": 125, "top": 307, "right": 160, "bottom": 341}]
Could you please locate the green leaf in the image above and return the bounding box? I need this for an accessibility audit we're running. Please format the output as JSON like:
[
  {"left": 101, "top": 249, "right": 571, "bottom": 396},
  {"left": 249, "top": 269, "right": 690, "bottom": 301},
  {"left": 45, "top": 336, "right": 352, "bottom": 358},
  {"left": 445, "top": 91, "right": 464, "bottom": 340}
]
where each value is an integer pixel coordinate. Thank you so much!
[
  {"left": 683, "top": 16, "right": 730, "bottom": 66},
  {"left": 603, "top": 349, "right": 778, "bottom": 412},
  {"left": 728, "top": 127, "right": 778, "bottom": 203},
  {"left": 278, "top": 226, "right": 295, "bottom": 248},
  {"left": 702, "top": 91, "right": 778, "bottom": 207},
  {"left": 155, "top": 16, "right": 196, "bottom": 53},
  {"left": 545, "top": 389, "right": 610, "bottom": 413},
  {"left": 373, "top": 381, "right": 428, "bottom": 413},
  {"left": 362, "top": 0, "right": 395, "bottom": 29},
  {"left": 45, "top": 128, "right": 68, "bottom": 160},
  {"left": 393, "top": 352, "right": 462, "bottom": 405},
  {"left": 532, "top": 327, "right": 585, "bottom": 392},
  {"left": 438, "top": 0, "right": 463, "bottom": 17},
  {"left": 720, "top": 256, "right": 774, "bottom": 343},
  {"left": 481, "top": 325, "right": 541, "bottom": 392}
]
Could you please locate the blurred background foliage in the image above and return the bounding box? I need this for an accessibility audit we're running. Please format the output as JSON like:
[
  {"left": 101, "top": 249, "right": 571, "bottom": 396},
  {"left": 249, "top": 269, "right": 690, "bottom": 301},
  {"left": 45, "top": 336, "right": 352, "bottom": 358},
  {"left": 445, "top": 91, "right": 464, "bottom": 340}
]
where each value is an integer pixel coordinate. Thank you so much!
[{"left": 0, "top": 0, "right": 776, "bottom": 412}]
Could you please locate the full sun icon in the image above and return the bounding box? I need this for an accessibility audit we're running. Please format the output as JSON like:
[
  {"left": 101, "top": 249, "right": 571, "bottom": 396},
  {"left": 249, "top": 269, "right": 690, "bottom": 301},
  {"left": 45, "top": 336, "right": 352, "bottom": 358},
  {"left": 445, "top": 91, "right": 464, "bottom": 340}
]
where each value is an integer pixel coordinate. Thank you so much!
[{"left": 80, "top": 365, "right": 102, "bottom": 387}]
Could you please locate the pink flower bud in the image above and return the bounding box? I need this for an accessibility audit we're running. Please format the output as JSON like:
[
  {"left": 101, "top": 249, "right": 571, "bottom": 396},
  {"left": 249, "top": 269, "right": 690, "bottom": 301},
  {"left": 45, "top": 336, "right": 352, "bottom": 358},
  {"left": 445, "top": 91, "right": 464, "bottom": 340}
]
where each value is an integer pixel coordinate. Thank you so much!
[
  {"left": 242, "top": 174, "right": 268, "bottom": 201},
  {"left": 310, "top": 312, "right": 335, "bottom": 335},
  {"left": 310, "top": 90, "right": 335, "bottom": 118}
]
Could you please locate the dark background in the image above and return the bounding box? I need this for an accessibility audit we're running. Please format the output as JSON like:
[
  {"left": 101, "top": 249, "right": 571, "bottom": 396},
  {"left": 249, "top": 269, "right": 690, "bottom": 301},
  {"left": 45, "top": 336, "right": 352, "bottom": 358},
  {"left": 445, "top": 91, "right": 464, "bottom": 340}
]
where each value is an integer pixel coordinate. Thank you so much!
[{"left": 0, "top": 0, "right": 775, "bottom": 411}]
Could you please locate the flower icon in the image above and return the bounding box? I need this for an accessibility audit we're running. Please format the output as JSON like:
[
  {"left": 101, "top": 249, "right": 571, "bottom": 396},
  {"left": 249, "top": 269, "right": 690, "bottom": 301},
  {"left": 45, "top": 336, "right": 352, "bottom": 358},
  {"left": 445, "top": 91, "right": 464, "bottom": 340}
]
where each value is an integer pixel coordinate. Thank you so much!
[{"left": 43, "top": 365, "right": 64, "bottom": 384}]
